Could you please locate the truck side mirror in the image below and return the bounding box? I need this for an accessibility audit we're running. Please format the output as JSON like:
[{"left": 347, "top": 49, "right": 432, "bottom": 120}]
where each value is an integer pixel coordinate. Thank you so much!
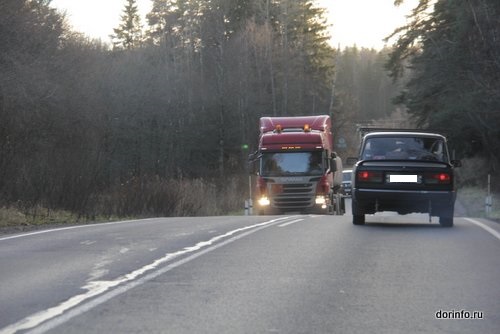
[
  {"left": 330, "top": 152, "right": 338, "bottom": 172},
  {"left": 248, "top": 152, "right": 260, "bottom": 175},
  {"left": 451, "top": 160, "right": 462, "bottom": 168}
]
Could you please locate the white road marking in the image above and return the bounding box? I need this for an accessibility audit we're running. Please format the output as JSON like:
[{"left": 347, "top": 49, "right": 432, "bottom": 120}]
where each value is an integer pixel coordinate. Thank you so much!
[
  {"left": 87, "top": 256, "right": 113, "bottom": 282},
  {"left": 464, "top": 218, "right": 500, "bottom": 242},
  {"left": 0, "top": 219, "right": 160, "bottom": 242},
  {"left": 87, "top": 267, "right": 109, "bottom": 282},
  {"left": 0, "top": 216, "right": 295, "bottom": 334},
  {"left": 278, "top": 219, "right": 304, "bottom": 227}
]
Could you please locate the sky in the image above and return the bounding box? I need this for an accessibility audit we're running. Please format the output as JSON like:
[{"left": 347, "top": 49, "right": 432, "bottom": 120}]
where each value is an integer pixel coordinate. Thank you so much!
[
  {"left": 50, "top": 0, "right": 418, "bottom": 50},
  {"left": 318, "top": 0, "right": 418, "bottom": 49}
]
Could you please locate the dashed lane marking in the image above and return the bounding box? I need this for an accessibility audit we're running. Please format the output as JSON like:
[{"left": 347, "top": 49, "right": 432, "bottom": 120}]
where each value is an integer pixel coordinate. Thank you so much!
[{"left": 278, "top": 218, "right": 305, "bottom": 227}]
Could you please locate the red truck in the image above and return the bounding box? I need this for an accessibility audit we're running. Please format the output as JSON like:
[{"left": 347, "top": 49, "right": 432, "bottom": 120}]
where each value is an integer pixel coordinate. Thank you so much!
[{"left": 250, "top": 115, "right": 344, "bottom": 215}]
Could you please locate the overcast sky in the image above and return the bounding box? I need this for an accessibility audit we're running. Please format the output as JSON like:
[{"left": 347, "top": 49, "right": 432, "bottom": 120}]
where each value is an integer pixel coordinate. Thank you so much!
[{"left": 51, "top": 0, "right": 418, "bottom": 49}]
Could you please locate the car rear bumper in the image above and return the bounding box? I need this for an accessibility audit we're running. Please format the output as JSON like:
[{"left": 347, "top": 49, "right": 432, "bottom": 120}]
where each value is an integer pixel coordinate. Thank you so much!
[{"left": 352, "top": 188, "right": 456, "bottom": 215}]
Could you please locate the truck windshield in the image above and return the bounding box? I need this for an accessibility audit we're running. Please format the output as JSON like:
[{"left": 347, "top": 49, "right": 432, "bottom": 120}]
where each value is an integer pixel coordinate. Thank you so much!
[
  {"left": 361, "top": 137, "right": 448, "bottom": 162},
  {"left": 261, "top": 151, "right": 323, "bottom": 176}
]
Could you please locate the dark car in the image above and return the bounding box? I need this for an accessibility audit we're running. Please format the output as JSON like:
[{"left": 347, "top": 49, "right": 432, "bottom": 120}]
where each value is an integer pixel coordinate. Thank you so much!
[{"left": 347, "top": 131, "right": 461, "bottom": 227}]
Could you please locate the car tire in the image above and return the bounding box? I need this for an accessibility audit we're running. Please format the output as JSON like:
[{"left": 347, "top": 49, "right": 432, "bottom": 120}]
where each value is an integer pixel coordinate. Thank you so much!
[
  {"left": 352, "top": 198, "right": 365, "bottom": 225},
  {"left": 439, "top": 215, "right": 453, "bottom": 227},
  {"left": 353, "top": 214, "right": 365, "bottom": 225},
  {"left": 439, "top": 206, "right": 454, "bottom": 227}
]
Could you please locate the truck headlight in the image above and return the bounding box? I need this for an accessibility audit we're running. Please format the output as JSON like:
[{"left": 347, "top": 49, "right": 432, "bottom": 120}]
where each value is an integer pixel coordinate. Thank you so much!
[{"left": 258, "top": 196, "right": 270, "bottom": 206}]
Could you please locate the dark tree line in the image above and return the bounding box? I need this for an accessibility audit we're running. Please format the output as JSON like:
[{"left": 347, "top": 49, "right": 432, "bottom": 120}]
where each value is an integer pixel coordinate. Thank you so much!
[
  {"left": 387, "top": 0, "right": 500, "bottom": 173},
  {"left": 3, "top": 0, "right": 494, "bottom": 218},
  {"left": 0, "top": 0, "right": 341, "bottom": 217},
  {"left": 332, "top": 46, "right": 408, "bottom": 157}
]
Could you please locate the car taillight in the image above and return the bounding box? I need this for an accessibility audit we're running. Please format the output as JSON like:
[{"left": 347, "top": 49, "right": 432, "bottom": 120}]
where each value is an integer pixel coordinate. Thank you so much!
[
  {"left": 425, "top": 172, "right": 451, "bottom": 184},
  {"left": 357, "top": 170, "right": 383, "bottom": 183}
]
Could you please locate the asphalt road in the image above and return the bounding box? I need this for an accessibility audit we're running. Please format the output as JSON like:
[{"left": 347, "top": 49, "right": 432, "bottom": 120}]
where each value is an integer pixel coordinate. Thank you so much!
[{"left": 1, "top": 205, "right": 499, "bottom": 333}]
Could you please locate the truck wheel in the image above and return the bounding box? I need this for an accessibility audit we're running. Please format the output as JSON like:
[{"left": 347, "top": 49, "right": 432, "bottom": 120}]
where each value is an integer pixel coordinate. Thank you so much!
[
  {"left": 353, "top": 214, "right": 365, "bottom": 225},
  {"left": 439, "top": 216, "right": 453, "bottom": 227},
  {"left": 340, "top": 196, "right": 346, "bottom": 215}
]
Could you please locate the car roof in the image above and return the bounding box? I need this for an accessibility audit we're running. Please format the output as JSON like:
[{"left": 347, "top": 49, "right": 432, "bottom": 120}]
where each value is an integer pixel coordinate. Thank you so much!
[{"left": 364, "top": 132, "right": 446, "bottom": 140}]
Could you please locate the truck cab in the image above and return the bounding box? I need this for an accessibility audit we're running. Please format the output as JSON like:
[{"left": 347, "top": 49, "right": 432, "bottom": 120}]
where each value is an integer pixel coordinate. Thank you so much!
[{"left": 251, "top": 115, "right": 344, "bottom": 215}]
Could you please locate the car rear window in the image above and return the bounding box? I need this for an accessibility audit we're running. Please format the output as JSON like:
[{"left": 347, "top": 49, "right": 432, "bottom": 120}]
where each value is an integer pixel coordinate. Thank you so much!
[{"left": 362, "top": 137, "right": 448, "bottom": 162}]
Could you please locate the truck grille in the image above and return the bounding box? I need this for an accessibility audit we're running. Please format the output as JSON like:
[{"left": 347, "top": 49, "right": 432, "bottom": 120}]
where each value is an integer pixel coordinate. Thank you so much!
[{"left": 271, "top": 182, "right": 316, "bottom": 209}]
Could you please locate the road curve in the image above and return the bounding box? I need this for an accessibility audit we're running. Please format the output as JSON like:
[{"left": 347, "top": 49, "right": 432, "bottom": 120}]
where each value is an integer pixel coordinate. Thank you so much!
[{"left": 0, "top": 212, "right": 499, "bottom": 334}]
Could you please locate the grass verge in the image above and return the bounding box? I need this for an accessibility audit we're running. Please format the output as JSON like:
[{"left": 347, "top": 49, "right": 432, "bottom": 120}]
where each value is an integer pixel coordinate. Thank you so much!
[
  {"left": 457, "top": 187, "right": 500, "bottom": 221},
  {"left": 0, "top": 206, "right": 121, "bottom": 234}
]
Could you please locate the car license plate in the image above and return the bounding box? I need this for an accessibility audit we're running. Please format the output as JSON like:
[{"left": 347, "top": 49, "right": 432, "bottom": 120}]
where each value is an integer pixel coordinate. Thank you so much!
[{"left": 388, "top": 174, "right": 419, "bottom": 183}]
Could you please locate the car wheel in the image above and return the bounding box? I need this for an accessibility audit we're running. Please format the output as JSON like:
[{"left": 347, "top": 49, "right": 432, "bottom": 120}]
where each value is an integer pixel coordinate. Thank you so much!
[
  {"left": 352, "top": 199, "right": 365, "bottom": 225},
  {"left": 439, "top": 216, "right": 453, "bottom": 227},
  {"left": 352, "top": 198, "right": 365, "bottom": 225},
  {"left": 439, "top": 206, "right": 454, "bottom": 227},
  {"left": 353, "top": 214, "right": 365, "bottom": 225}
]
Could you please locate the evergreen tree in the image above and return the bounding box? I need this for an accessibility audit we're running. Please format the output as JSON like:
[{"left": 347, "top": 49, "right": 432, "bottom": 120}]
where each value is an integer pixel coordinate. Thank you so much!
[
  {"left": 387, "top": 0, "right": 500, "bottom": 170},
  {"left": 0, "top": 0, "right": 420, "bottom": 217},
  {"left": 112, "top": 0, "right": 143, "bottom": 49},
  {"left": 269, "top": 0, "right": 334, "bottom": 116}
]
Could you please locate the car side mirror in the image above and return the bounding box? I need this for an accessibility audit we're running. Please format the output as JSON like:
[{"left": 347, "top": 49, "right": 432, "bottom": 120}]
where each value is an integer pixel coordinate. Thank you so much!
[{"left": 451, "top": 160, "right": 462, "bottom": 168}]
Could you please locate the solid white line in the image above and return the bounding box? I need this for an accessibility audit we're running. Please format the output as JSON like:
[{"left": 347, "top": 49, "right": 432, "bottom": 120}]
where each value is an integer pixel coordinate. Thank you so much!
[
  {"left": 464, "top": 218, "right": 500, "bottom": 242},
  {"left": 0, "top": 219, "right": 160, "bottom": 242},
  {"left": 0, "top": 216, "right": 293, "bottom": 334},
  {"left": 278, "top": 218, "right": 304, "bottom": 227}
]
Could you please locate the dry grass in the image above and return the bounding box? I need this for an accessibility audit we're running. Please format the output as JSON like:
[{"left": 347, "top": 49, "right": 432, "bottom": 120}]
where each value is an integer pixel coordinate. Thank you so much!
[
  {"left": 0, "top": 205, "right": 82, "bottom": 230},
  {"left": 0, "top": 175, "right": 249, "bottom": 231},
  {"left": 97, "top": 175, "right": 247, "bottom": 218},
  {"left": 457, "top": 187, "right": 499, "bottom": 220},
  {"left": 0, "top": 207, "right": 27, "bottom": 228},
  {"left": 455, "top": 156, "right": 499, "bottom": 220}
]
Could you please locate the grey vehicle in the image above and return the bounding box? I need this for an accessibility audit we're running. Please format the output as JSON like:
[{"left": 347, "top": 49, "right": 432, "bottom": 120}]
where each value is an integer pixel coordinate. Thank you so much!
[
  {"left": 342, "top": 169, "right": 352, "bottom": 196},
  {"left": 347, "top": 130, "right": 461, "bottom": 227}
]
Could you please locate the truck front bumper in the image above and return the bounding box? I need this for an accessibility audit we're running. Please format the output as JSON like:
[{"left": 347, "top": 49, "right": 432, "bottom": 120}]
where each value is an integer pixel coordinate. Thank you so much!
[{"left": 256, "top": 194, "right": 329, "bottom": 215}]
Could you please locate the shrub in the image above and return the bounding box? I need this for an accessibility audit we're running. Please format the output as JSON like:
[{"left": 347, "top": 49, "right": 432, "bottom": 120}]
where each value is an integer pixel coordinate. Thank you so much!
[
  {"left": 455, "top": 157, "right": 490, "bottom": 188},
  {"left": 99, "top": 175, "right": 247, "bottom": 218},
  {"left": 0, "top": 207, "right": 27, "bottom": 228}
]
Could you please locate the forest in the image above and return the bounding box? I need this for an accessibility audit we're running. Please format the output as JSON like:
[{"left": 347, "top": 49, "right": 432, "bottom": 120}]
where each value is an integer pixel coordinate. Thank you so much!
[{"left": 1, "top": 0, "right": 499, "bottom": 220}]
